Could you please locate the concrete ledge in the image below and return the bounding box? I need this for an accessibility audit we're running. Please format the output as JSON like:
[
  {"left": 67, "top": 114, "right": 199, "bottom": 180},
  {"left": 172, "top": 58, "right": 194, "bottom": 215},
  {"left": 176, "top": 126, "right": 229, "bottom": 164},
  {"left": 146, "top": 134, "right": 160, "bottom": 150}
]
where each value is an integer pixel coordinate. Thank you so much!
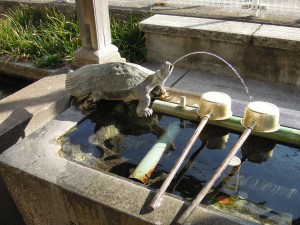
[
  {"left": 0, "top": 72, "right": 70, "bottom": 225},
  {"left": 0, "top": 59, "right": 69, "bottom": 80},
  {"left": 140, "top": 14, "right": 300, "bottom": 50},
  {"left": 140, "top": 14, "right": 300, "bottom": 86},
  {"left": 0, "top": 73, "right": 70, "bottom": 152},
  {"left": 253, "top": 24, "right": 300, "bottom": 50},
  {"left": 140, "top": 14, "right": 261, "bottom": 44}
]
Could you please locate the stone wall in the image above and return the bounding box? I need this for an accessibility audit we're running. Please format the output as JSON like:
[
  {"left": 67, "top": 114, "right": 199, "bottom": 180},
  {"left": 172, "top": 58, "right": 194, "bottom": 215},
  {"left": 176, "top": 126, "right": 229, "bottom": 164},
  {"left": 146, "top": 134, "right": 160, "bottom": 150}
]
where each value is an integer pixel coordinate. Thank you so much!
[{"left": 140, "top": 15, "right": 300, "bottom": 86}]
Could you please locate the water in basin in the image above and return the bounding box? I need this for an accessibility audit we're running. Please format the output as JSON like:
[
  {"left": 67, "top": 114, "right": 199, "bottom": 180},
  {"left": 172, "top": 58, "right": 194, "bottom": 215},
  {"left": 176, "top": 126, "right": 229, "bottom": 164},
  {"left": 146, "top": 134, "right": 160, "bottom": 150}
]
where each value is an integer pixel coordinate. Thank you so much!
[{"left": 59, "top": 101, "right": 300, "bottom": 225}]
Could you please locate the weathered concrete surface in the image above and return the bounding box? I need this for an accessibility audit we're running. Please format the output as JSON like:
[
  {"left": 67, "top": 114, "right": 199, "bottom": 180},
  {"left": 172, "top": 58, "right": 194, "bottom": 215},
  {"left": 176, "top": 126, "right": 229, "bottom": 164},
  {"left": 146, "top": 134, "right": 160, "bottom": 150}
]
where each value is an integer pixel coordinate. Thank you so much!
[
  {"left": 0, "top": 107, "right": 252, "bottom": 225},
  {"left": 0, "top": 59, "right": 70, "bottom": 80},
  {"left": 253, "top": 24, "right": 300, "bottom": 50},
  {"left": 73, "top": 0, "right": 125, "bottom": 67},
  {"left": 0, "top": 73, "right": 70, "bottom": 225},
  {"left": 139, "top": 15, "right": 261, "bottom": 43},
  {"left": 140, "top": 15, "right": 300, "bottom": 86},
  {"left": 0, "top": 73, "right": 70, "bottom": 151},
  {"left": 0, "top": 175, "right": 24, "bottom": 225},
  {"left": 0, "top": 2, "right": 298, "bottom": 224}
]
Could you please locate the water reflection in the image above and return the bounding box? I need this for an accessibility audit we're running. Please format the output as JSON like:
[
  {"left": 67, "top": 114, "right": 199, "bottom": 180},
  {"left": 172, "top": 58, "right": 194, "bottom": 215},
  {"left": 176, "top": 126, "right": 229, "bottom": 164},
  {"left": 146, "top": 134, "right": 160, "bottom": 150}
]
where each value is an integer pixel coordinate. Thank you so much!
[
  {"left": 239, "top": 137, "right": 297, "bottom": 199},
  {"left": 61, "top": 101, "right": 169, "bottom": 171},
  {"left": 167, "top": 124, "right": 230, "bottom": 194},
  {"left": 241, "top": 136, "right": 275, "bottom": 163},
  {"left": 210, "top": 137, "right": 276, "bottom": 200},
  {"left": 60, "top": 107, "right": 300, "bottom": 225}
]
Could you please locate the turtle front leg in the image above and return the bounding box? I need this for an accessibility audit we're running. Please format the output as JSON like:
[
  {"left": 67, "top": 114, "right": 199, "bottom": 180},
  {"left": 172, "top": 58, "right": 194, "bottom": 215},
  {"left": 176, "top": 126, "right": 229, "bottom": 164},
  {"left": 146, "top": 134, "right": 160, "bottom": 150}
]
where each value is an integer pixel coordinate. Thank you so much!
[{"left": 136, "top": 93, "right": 153, "bottom": 117}]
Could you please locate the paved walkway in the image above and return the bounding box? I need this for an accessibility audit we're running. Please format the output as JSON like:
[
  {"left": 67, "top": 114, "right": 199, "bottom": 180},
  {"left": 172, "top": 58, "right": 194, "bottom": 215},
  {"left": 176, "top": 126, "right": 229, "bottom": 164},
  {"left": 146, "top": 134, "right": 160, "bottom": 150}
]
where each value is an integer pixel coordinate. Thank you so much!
[{"left": 1, "top": 0, "right": 300, "bottom": 26}]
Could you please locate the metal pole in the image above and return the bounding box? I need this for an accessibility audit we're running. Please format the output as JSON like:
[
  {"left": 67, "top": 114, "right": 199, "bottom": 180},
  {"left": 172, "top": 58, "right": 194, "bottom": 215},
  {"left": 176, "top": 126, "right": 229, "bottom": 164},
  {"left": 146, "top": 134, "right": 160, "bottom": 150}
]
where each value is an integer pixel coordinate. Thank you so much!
[
  {"left": 148, "top": 116, "right": 210, "bottom": 211},
  {"left": 168, "top": 141, "right": 208, "bottom": 193},
  {"left": 176, "top": 126, "right": 254, "bottom": 225}
]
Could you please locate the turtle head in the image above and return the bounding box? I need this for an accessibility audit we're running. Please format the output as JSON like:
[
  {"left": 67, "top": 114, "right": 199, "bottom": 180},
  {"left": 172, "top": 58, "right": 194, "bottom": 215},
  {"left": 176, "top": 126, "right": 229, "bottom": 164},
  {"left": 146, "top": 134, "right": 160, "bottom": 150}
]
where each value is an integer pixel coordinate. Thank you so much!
[
  {"left": 161, "top": 61, "right": 174, "bottom": 77},
  {"left": 156, "top": 61, "right": 174, "bottom": 81},
  {"left": 148, "top": 61, "right": 174, "bottom": 91}
]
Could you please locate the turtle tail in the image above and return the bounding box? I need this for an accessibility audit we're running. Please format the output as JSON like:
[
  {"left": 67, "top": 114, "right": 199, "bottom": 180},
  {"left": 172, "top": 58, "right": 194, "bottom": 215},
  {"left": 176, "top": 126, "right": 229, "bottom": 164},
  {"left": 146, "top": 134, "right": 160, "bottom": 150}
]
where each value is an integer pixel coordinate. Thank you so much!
[{"left": 65, "top": 71, "right": 90, "bottom": 98}]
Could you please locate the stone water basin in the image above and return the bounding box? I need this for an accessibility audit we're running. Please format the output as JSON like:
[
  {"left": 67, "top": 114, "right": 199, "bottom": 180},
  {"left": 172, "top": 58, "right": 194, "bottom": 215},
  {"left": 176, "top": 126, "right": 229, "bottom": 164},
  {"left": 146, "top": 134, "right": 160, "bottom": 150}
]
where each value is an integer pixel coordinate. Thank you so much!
[
  {"left": 0, "top": 103, "right": 246, "bottom": 224},
  {"left": 0, "top": 88, "right": 299, "bottom": 225},
  {"left": 59, "top": 98, "right": 300, "bottom": 225}
]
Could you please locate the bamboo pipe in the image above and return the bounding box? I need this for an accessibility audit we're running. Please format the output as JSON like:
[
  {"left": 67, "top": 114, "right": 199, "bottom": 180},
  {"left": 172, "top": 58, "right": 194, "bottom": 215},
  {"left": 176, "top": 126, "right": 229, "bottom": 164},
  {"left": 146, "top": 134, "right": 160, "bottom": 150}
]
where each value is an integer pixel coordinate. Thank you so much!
[
  {"left": 176, "top": 124, "right": 255, "bottom": 225},
  {"left": 152, "top": 100, "right": 300, "bottom": 146},
  {"left": 129, "top": 122, "right": 181, "bottom": 184}
]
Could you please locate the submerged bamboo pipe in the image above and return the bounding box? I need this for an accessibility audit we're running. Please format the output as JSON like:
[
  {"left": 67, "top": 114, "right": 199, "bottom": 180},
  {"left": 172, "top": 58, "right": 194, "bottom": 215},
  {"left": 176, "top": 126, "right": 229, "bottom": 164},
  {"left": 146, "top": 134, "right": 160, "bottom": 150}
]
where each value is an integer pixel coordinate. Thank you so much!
[
  {"left": 152, "top": 100, "right": 300, "bottom": 146},
  {"left": 129, "top": 122, "right": 181, "bottom": 184}
]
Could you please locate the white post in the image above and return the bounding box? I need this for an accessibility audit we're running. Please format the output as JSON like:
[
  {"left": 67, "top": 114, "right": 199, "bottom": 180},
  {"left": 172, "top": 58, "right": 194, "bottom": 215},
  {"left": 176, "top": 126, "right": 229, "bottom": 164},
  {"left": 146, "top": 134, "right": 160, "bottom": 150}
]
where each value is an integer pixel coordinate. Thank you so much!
[{"left": 73, "top": 0, "right": 125, "bottom": 67}]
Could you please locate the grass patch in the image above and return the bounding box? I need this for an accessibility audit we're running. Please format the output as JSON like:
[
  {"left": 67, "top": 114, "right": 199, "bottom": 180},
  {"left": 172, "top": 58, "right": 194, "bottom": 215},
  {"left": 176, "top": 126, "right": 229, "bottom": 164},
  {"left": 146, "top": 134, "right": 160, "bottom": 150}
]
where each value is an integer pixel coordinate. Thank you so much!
[
  {"left": 0, "top": 5, "right": 147, "bottom": 69},
  {"left": 111, "top": 15, "right": 146, "bottom": 63},
  {"left": 0, "top": 5, "right": 80, "bottom": 69}
]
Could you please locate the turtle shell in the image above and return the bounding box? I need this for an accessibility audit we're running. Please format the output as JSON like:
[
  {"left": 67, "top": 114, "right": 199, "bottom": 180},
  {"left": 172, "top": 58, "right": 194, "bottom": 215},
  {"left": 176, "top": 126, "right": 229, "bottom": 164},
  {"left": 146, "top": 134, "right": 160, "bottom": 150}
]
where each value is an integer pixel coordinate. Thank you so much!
[
  {"left": 66, "top": 62, "right": 154, "bottom": 98},
  {"left": 89, "top": 62, "right": 151, "bottom": 91}
]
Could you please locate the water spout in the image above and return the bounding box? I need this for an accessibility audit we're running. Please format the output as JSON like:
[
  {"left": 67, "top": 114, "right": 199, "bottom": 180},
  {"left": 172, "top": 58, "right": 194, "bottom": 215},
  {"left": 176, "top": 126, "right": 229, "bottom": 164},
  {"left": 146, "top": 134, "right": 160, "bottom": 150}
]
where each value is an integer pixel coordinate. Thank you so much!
[{"left": 172, "top": 51, "right": 252, "bottom": 102}]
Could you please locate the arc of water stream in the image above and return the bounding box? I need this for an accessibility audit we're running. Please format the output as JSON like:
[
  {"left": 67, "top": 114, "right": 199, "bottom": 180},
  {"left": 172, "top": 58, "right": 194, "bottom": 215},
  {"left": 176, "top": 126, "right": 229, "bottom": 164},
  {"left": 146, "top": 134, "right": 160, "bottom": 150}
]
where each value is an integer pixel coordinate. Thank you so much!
[{"left": 172, "top": 51, "right": 252, "bottom": 102}]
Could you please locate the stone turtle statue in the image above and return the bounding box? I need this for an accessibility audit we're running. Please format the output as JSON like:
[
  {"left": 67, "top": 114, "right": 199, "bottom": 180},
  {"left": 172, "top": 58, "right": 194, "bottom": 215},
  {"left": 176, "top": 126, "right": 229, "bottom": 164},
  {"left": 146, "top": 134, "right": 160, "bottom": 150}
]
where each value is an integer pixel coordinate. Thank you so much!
[{"left": 65, "top": 61, "right": 173, "bottom": 117}]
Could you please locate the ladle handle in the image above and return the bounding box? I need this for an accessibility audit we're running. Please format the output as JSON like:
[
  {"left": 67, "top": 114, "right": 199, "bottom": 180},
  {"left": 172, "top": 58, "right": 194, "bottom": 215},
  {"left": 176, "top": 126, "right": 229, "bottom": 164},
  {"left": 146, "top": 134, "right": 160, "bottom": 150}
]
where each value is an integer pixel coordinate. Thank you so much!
[
  {"left": 168, "top": 141, "right": 208, "bottom": 193},
  {"left": 148, "top": 116, "right": 210, "bottom": 211},
  {"left": 176, "top": 127, "right": 253, "bottom": 225}
]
